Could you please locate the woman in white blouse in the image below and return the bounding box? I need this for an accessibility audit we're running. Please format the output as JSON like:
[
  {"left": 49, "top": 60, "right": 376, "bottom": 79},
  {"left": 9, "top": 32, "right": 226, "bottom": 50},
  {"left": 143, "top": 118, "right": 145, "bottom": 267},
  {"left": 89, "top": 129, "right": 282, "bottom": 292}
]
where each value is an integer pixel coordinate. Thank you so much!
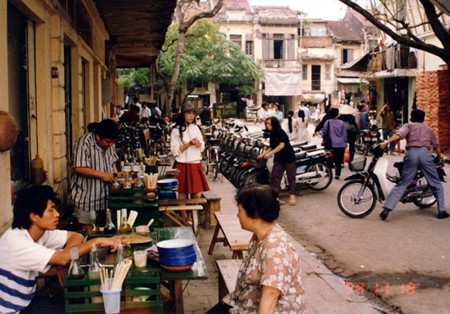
[{"left": 170, "top": 102, "right": 210, "bottom": 220}]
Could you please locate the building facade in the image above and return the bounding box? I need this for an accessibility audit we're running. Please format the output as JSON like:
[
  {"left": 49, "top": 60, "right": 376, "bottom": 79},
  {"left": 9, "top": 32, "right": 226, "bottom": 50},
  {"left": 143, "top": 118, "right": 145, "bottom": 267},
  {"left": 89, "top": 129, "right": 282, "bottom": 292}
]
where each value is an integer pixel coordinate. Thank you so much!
[{"left": 0, "top": 0, "right": 175, "bottom": 233}]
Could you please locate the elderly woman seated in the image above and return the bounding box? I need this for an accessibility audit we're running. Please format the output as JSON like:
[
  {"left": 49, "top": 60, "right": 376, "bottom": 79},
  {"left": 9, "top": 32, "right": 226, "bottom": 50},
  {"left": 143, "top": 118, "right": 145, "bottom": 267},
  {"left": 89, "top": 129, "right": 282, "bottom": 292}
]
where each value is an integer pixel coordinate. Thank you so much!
[{"left": 207, "top": 184, "right": 306, "bottom": 314}]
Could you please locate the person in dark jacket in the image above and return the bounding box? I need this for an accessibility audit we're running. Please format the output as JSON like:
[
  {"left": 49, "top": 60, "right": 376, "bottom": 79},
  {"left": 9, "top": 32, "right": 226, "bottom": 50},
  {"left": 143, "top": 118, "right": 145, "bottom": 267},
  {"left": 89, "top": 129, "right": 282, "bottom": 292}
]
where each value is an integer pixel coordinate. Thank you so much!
[
  {"left": 339, "top": 114, "right": 358, "bottom": 162},
  {"left": 258, "top": 117, "right": 297, "bottom": 205},
  {"left": 322, "top": 108, "right": 347, "bottom": 179}
]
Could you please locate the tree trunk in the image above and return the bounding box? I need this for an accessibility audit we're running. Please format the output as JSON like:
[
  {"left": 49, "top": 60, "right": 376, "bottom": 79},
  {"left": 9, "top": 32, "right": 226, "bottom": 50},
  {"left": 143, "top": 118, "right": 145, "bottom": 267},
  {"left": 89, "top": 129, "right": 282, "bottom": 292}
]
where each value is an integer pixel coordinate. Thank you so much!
[{"left": 165, "top": 29, "right": 186, "bottom": 116}]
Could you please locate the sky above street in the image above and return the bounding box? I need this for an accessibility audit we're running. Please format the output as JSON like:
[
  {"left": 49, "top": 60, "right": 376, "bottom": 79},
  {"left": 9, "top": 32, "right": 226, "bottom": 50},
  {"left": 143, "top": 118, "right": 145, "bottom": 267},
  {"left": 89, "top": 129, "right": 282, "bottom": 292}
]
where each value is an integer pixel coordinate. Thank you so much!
[{"left": 249, "top": 0, "right": 367, "bottom": 20}]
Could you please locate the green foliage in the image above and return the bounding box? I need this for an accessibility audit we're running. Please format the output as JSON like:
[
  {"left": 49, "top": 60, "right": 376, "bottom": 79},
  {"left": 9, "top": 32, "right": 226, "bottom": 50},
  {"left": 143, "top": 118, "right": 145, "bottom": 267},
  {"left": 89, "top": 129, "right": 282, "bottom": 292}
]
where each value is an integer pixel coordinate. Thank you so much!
[
  {"left": 116, "top": 68, "right": 151, "bottom": 91},
  {"left": 157, "top": 20, "right": 264, "bottom": 94}
]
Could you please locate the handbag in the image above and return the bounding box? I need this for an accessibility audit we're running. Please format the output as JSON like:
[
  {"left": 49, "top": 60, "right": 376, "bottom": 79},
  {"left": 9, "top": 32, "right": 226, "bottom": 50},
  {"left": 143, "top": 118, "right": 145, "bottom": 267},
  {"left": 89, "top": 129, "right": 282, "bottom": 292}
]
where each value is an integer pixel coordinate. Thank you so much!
[
  {"left": 322, "top": 120, "right": 332, "bottom": 150},
  {"left": 323, "top": 134, "right": 332, "bottom": 150}
]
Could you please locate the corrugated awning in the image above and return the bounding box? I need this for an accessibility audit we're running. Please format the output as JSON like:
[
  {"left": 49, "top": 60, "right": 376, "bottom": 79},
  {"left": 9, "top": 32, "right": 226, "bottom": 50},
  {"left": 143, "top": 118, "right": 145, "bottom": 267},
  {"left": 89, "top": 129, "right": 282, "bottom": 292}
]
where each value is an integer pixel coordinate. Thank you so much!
[{"left": 337, "top": 78, "right": 369, "bottom": 84}]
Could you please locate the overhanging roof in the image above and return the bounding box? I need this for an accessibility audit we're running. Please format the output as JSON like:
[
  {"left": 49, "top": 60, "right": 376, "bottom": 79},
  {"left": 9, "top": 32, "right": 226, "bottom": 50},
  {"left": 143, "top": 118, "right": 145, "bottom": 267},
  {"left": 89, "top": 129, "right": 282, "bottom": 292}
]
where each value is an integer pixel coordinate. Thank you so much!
[
  {"left": 340, "top": 52, "right": 371, "bottom": 72},
  {"left": 94, "top": 0, "right": 177, "bottom": 67}
]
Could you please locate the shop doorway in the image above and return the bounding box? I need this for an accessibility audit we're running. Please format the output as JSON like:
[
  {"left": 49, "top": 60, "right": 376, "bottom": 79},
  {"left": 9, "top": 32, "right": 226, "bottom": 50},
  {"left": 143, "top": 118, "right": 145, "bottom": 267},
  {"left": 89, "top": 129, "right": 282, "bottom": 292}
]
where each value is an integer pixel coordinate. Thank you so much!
[
  {"left": 8, "top": 3, "right": 32, "bottom": 188},
  {"left": 384, "top": 77, "right": 409, "bottom": 126}
]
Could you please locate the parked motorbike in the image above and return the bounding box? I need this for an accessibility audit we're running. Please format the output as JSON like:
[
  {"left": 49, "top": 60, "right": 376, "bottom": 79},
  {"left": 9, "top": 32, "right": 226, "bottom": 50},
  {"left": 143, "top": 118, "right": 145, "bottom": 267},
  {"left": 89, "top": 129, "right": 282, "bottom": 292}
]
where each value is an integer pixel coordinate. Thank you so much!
[
  {"left": 355, "top": 125, "right": 381, "bottom": 156},
  {"left": 244, "top": 143, "right": 334, "bottom": 192},
  {"left": 337, "top": 145, "right": 446, "bottom": 218}
]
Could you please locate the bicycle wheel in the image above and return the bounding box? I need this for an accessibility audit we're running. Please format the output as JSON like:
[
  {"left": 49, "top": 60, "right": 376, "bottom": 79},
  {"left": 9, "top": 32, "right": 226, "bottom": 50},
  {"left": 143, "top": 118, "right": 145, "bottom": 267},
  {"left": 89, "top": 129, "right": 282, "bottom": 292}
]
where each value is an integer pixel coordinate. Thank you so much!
[
  {"left": 306, "top": 162, "right": 333, "bottom": 191},
  {"left": 337, "top": 180, "right": 377, "bottom": 218}
]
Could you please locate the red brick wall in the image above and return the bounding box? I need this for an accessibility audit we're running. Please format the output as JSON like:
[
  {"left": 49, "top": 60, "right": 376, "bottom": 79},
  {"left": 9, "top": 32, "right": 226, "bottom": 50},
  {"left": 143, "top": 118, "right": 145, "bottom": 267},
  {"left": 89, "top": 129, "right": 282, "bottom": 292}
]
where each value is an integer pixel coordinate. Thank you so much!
[{"left": 415, "top": 69, "right": 450, "bottom": 152}]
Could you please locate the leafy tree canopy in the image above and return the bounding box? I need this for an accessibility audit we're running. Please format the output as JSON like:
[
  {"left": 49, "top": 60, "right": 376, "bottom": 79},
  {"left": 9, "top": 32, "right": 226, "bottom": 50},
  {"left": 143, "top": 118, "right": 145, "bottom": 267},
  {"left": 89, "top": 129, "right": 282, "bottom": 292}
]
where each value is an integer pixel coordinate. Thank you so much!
[
  {"left": 157, "top": 20, "right": 264, "bottom": 96},
  {"left": 116, "top": 67, "right": 151, "bottom": 91}
]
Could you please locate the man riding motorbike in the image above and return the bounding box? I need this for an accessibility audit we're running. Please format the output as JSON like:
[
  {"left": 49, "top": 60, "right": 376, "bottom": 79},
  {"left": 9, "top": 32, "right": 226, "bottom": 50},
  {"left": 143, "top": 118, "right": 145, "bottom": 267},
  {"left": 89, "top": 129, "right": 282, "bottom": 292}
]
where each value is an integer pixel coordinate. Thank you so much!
[{"left": 379, "top": 109, "right": 448, "bottom": 220}]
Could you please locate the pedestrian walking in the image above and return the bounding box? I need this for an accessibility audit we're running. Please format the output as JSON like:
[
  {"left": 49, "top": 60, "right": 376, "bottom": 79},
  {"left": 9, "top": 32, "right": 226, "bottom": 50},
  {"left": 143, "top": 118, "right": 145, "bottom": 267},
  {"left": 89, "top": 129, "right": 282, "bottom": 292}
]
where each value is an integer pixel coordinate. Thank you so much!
[
  {"left": 378, "top": 103, "right": 396, "bottom": 155},
  {"left": 296, "top": 109, "right": 311, "bottom": 143},
  {"left": 322, "top": 108, "right": 347, "bottom": 179},
  {"left": 281, "top": 110, "right": 298, "bottom": 142}
]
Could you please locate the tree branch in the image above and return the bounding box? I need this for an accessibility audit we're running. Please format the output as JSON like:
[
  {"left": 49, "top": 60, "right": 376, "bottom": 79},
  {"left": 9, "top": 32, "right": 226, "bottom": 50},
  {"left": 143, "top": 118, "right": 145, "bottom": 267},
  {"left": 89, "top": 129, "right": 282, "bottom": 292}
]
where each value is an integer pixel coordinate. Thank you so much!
[
  {"left": 419, "top": 0, "right": 450, "bottom": 52},
  {"left": 338, "top": 0, "right": 450, "bottom": 66},
  {"left": 179, "top": 0, "right": 224, "bottom": 32}
]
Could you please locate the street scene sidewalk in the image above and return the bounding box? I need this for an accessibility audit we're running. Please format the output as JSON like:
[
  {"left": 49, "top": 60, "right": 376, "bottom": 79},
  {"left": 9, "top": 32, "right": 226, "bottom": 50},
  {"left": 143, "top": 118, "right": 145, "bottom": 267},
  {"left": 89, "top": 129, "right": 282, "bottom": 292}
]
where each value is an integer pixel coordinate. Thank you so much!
[
  {"left": 169, "top": 117, "right": 394, "bottom": 313},
  {"left": 179, "top": 175, "right": 390, "bottom": 314}
]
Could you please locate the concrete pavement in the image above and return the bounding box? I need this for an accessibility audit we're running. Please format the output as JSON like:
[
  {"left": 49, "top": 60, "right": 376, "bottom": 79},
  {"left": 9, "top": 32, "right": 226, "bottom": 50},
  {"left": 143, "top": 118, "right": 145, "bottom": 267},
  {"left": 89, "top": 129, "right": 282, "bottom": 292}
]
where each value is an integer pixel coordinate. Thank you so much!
[
  {"left": 179, "top": 171, "right": 391, "bottom": 313},
  {"left": 168, "top": 118, "right": 399, "bottom": 313}
]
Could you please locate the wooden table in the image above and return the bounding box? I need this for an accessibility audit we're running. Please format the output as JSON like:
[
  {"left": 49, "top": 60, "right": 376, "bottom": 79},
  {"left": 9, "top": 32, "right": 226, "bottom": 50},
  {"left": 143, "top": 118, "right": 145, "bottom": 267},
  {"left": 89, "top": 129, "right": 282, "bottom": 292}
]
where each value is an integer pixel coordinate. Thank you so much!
[
  {"left": 63, "top": 227, "right": 208, "bottom": 314},
  {"left": 208, "top": 212, "right": 254, "bottom": 259},
  {"left": 155, "top": 226, "right": 209, "bottom": 314}
]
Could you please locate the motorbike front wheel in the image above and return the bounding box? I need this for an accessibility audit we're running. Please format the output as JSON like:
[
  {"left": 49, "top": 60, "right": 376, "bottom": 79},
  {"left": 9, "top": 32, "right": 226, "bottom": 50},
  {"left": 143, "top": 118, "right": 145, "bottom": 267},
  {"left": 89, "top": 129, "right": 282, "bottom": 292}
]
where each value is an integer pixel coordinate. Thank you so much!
[
  {"left": 338, "top": 180, "right": 377, "bottom": 218},
  {"left": 306, "top": 162, "right": 333, "bottom": 191},
  {"left": 244, "top": 171, "right": 268, "bottom": 186}
]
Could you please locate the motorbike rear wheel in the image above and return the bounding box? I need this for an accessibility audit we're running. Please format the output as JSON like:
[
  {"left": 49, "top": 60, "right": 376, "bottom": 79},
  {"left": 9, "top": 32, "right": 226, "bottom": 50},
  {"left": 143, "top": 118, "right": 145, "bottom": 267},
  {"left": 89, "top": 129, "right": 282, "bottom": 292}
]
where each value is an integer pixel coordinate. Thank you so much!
[
  {"left": 338, "top": 180, "right": 377, "bottom": 218},
  {"left": 412, "top": 184, "right": 437, "bottom": 208},
  {"left": 306, "top": 162, "right": 333, "bottom": 191}
]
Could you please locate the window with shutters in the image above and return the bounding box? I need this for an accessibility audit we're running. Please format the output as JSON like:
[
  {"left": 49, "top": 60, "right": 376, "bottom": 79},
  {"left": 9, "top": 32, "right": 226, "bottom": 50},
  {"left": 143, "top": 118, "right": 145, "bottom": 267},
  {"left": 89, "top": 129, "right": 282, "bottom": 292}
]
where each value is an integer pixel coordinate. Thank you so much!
[
  {"left": 325, "top": 64, "right": 331, "bottom": 80},
  {"left": 245, "top": 41, "right": 253, "bottom": 55},
  {"left": 342, "top": 49, "right": 354, "bottom": 64},
  {"left": 302, "top": 64, "right": 308, "bottom": 80},
  {"left": 273, "top": 33, "right": 284, "bottom": 60},
  {"left": 230, "top": 34, "right": 242, "bottom": 49},
  {"left": 311, "top": 65, "right": 321, "bottom": 90}
]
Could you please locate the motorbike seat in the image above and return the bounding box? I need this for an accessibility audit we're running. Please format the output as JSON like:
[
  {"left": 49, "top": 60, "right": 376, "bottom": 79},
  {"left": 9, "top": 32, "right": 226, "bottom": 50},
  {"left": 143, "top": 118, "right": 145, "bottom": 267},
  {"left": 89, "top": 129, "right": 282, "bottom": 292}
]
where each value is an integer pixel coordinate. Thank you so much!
[
  {"left": 295, "top": 151, "right": 307, "bottom": 159},
  {"left": 208, "top": 139, "right": 220, "bottom": 146},
  {"left": 393, "top": 161, "right": 404, "bottom": 170}
]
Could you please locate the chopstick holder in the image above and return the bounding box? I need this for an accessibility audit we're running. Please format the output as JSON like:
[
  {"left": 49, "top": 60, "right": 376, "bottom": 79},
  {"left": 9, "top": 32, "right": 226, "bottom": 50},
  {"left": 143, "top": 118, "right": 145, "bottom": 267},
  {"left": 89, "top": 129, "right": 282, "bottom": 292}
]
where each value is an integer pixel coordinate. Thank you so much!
[{"left": 127, "top": 210, "right": 138, "bottom": 228}]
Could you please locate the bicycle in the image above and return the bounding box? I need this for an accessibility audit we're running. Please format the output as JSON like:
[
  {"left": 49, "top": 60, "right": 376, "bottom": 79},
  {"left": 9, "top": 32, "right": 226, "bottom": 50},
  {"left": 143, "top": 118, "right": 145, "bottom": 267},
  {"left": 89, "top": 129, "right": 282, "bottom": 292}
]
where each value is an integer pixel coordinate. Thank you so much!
[{"left": 204, "top": 129, "right": 222, "bottom": 181}]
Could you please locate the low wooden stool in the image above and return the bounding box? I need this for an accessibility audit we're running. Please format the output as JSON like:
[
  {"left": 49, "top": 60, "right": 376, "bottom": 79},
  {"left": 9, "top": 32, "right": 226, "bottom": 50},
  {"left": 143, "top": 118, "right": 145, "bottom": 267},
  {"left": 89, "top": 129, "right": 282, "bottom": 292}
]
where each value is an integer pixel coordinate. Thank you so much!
[
  {"left": 216, "top": 259, "right": 242, "bottom": 301},
  {"left": 159, "top": 198, "right": 207, "bottom": 236},
  {"left": 208, "top": 212, "right": 253, "bottom": 259},
  {"left": 202, "top": 191, "right": 222, "bottom": 229}
]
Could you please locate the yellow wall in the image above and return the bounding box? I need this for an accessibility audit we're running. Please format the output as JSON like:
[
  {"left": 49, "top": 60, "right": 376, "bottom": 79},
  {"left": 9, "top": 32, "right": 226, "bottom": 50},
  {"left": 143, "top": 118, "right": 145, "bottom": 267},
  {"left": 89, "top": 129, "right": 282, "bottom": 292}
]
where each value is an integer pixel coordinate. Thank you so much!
[
  {"left": 0, "top": 0, "right": 110, "bottom": 233},
  {"left": 0, "top": 0, "right": 13, "bottom": 233}
]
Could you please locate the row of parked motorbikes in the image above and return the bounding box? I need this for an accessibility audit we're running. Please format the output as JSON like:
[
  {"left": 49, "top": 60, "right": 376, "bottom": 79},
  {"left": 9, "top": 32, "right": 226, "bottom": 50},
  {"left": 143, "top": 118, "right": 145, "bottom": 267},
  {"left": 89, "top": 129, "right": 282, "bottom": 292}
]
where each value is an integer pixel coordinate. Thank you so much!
[
  {"left": 204, "top": 120, "right": 446, "bottom": 219},
  {"left": 204, "top": 121, "right": 335, "bottom": 194}
]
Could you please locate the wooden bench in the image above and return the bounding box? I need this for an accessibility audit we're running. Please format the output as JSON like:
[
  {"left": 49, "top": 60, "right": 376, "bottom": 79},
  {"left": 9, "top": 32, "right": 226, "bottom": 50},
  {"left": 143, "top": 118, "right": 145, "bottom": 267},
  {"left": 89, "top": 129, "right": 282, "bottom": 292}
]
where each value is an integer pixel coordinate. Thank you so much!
[
  {"left": 216, "top": 260, "right": 242, "bottom": 301},
  {"left": 208, "top": 212, "right": 253, "bottom": 259},
  {"left": 159, "top": 198, "right": 207, "bottom": 235},
  {"left": 202, "top": 191, "right": 222, "bottom": 229}
]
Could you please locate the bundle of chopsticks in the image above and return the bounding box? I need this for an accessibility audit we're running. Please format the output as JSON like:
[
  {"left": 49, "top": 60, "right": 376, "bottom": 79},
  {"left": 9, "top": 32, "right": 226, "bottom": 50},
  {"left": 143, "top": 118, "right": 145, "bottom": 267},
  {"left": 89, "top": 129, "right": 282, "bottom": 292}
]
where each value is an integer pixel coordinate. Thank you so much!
[
  {"left": 99, "top": 259, "right": 132, "bottom": 291},
  {"left": 143, "top": 173, "right": 158, "bottom": 189}
]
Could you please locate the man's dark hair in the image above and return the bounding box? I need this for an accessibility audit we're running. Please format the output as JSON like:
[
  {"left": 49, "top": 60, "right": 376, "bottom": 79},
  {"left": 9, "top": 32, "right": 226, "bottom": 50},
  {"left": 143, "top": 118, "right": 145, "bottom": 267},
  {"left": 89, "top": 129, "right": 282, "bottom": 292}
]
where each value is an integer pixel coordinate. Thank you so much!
[
  {"left": 87, "top": 122, "right": 100, "bottom": 132},
  {"left": 95, "top": 119, "right": 119, "bottom": 140},
  {"left": 329, "top": 108, "right": 340, "bottom": 119},
  {"left": 235, "top": 185, "right": 279, "bottom": 222},
  {"left": 410, "top": 109, "right": 425, "bottom": 123},
  {"left": 12, "top": 185, "right": 60, "bottom": 229}
]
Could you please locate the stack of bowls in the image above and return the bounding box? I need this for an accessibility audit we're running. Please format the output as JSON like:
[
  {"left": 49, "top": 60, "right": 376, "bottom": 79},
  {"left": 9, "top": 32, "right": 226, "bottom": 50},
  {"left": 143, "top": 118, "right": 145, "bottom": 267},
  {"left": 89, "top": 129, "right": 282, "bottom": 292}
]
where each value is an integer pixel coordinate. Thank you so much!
[
  {"left": 157, "top": 178, "right": 178, "bottom": 199},
  {"left": 157, "top": 239, "right": 196, "bottom": 271}
]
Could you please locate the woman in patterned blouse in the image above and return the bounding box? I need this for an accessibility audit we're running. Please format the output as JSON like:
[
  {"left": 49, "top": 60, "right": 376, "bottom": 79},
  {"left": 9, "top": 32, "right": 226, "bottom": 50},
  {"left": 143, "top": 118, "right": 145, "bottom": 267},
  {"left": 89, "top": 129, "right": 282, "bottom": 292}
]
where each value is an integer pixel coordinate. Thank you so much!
[{"left": 207, "top": 185, "right": 306, "bottom": 314}]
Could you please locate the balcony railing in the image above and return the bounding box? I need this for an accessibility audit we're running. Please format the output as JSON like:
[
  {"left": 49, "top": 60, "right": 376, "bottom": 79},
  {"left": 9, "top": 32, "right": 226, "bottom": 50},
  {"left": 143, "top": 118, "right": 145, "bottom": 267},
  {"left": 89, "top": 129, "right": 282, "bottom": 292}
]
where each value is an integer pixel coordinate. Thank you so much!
[{"left": 260, "top": 59, "right": 301, "bottom": 69}]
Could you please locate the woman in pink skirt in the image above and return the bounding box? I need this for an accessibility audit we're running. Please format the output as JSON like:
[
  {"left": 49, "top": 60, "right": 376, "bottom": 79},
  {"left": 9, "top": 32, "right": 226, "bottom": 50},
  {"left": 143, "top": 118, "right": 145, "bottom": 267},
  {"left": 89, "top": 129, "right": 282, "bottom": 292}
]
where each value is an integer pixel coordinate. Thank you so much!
[{"left": 170, "top": 102, "right": 210, "bottom": 221}]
